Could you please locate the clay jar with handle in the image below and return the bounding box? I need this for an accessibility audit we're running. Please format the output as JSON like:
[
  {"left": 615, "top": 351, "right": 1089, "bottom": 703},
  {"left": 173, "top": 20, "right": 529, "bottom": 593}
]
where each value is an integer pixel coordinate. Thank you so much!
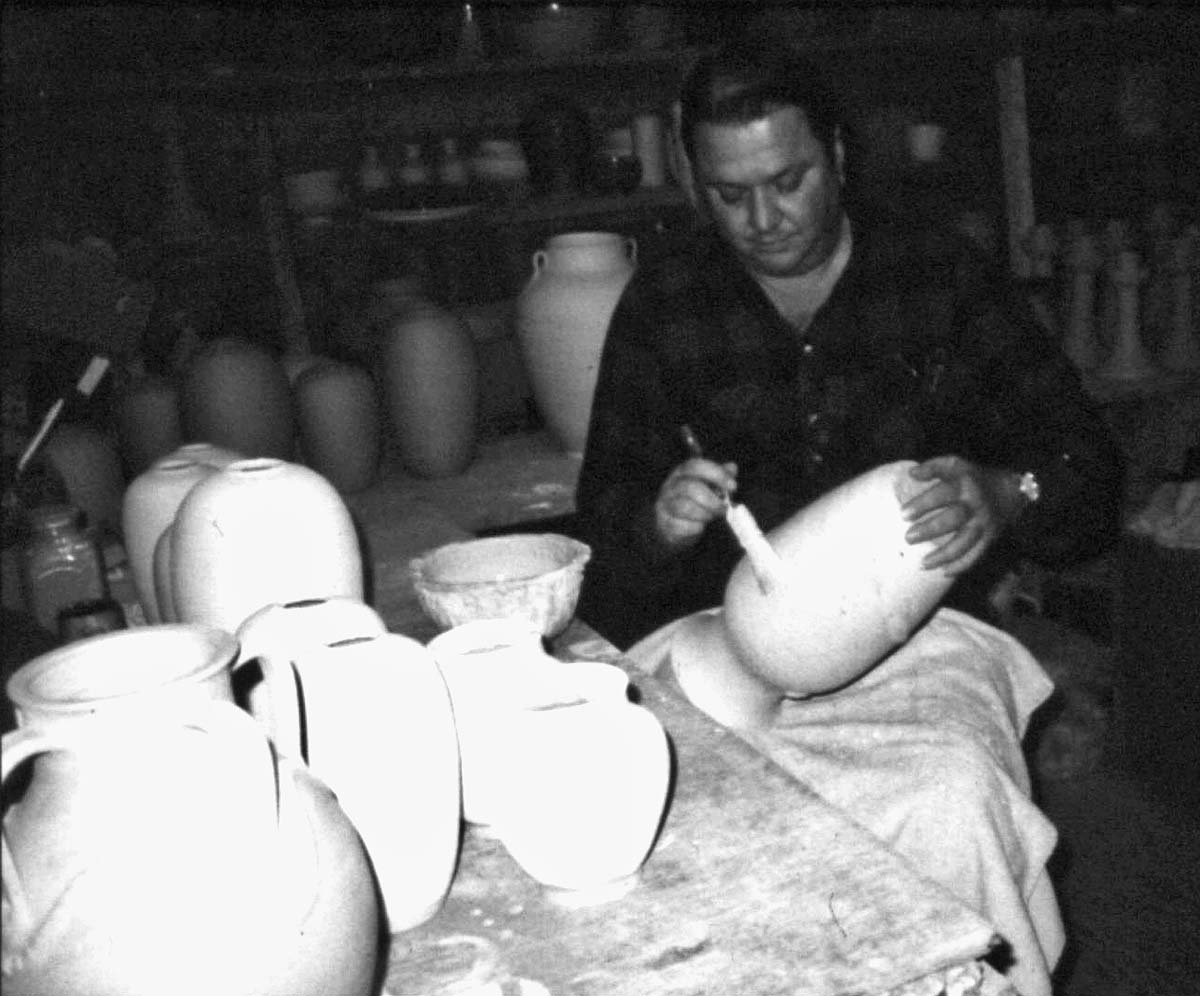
[
  {"left": 375, "top": 277, "right": 479, "bottom": 479},
  {"left": 169, "top": 457, "right": 363, "bottom": 635},
  {"left": 1, "top": 624, "right": 380, "bottom": 996},
  {"left": 180, "top": 336, "right": 296, "bottom": 460},
  {"left": 516, "top": 231, "right": 636, "bottom": 456},
  {"left": 669, "top": 461, "right": 956, "bottom": 731},
  {"left": 292, "top": 358, "right": 381, "bottom": 494},
  {"left": 235, "top": 596, "right": 461, "bottom": 932}
]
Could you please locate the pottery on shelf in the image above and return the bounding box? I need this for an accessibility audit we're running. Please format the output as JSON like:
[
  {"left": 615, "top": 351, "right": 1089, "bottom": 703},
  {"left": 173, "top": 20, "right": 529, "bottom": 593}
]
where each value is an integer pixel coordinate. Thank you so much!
[
  {"left": 121, "top": 456, "right": 215, "bottom": 623},
  {"left": 1, "top": 624, "right": 380, "bottom": 996},
  {"left": 292, "top": 358, "right": 381, "bottom": 494},
  {"left": 169, "top": 458, "right": 363, "bottom": 635},
  {"left": 515, "top": 231, "right": 636, "bottom": 456},
  {"left": 374, "top": 277, "right": 479, "bottom": 479},
  {"left": 236, "top": 597, "right": 460, "bottom": 932},
  {"left": 179, "top": 336, "right": 296, "bottom": 460},
  {"left": 668, "top": 461, "right": 956, "bottom": 730}
]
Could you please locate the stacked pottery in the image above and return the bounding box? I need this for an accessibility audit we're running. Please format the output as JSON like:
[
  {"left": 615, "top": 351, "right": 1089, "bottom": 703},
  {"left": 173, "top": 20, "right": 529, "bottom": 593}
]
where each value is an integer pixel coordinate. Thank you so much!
[
  {"left": 1, "top": 624, "right": 380, "bottom": 996},
  {"left": 291, "top": 358, "right": 381, "bottom": 494},
  {"left": 179, "top": 337, "right": 295, "bottom": 460},
  {"left": 235, "top": 597, "right": 461, "bottom": 932},
  {"left": 515, "top": 232, "right": 636, "bottom": 456},
  {"left": 669, "top": 461, "right": 956, "bottom": 730},
  {"left": 374, "top": 277, "right": 479, "bottom": 479},
  {"left": 168, "top": 457, "right": 363, "bottom": 635}
]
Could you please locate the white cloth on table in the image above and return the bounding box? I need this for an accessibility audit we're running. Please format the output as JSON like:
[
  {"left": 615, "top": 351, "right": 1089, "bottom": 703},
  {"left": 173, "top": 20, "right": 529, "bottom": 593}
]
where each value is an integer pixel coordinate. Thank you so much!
[{"left": 626, "top": 607, "right": 1065, "bottom": 996}]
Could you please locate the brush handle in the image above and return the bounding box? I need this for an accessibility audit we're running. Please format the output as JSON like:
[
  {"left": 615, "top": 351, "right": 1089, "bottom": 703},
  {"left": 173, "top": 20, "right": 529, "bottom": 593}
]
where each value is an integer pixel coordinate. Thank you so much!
[{"left": 15, "top": 398, "right": 65, "bottom": 477}]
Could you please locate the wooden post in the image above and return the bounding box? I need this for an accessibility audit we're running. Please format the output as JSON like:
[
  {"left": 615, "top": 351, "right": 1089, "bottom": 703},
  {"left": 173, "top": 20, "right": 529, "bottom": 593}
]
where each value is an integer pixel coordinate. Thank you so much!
[{"left": 995, "top": 54, "right": 1036, "bottom": 281}]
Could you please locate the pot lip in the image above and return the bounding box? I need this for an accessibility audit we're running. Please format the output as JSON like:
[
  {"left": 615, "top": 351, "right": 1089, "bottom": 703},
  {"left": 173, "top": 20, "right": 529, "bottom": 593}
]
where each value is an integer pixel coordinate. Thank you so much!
[{"left": 6, "top": 624, "right": 235, "bottom": 715}]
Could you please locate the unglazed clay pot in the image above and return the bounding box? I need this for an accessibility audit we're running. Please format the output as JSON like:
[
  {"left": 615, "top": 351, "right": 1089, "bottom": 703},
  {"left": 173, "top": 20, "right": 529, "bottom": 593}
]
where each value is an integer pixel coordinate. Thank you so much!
[
  {"left": 170, "top": 458, "right": 363, "bottom": 635},
  {"left": 669, "top": 461, "right": 955, "bottom": 730},
  {"left": 41, "top": 421, "right": 125, "bottom": 538},
  {"left": 180, "top": 337, "right": 295, "bottom": 460},
  {"left": 375, "top": 278, "right": 479, "bottom": 479},
  {"left": 236, "top": 597, "right": 460, "bottom": 932},
  {"left": 1, "top": 625, "right": 380, "bottom": 996},
  {"left": 491, "top": 692, "right": 670, "bottom": 907},
  {"left": 515, "top": 232, "right": 635, "bottom": 456},
  {"left": 115, "top": 372, "right": 184, "bottom": 477},
  {"left": 121, "top": 456, "right": 214, "bottom": 623},
  {"left": 292, "top": 358, "right": 381, "bottom": 494}
]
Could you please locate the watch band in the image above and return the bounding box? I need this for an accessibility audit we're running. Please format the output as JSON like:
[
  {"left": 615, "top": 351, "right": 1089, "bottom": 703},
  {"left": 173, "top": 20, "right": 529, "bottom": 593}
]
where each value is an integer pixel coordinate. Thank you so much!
[{"left": 1018, "top": 470, "right": 1041, "bottom": 504}]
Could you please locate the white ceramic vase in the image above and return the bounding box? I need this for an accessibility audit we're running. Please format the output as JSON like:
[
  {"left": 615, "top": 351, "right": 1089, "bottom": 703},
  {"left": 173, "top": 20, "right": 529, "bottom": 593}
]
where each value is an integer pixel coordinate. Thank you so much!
[
  {"left": 236, "top": 597, "right": 460, "bottom": 933},
  {"left": 122, "top": 456, "right": 215, "bottom": 623},
  {"left": 1, "top": 625, "right": 380, "bottom": 996},
  {"left": 491, "top": 693, "right": 670, "bottom": 907},
  {"left": 515, "top": 231, "right": 636, "bottom": 456},
  {"left": 670, "top": 461, "right": 956, "bottom": 730},
  {"left": 170, "top": 458, "right": 363, "bottom": 635},
  {"left": 427, "top": 619, "right": 627, "bottom": 834}
]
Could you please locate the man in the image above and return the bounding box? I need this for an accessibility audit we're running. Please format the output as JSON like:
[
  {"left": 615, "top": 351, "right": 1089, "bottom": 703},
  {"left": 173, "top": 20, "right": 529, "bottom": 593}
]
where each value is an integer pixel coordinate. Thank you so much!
[{"left": 573, "top": 39, "right": 1123, "bottom": 996}]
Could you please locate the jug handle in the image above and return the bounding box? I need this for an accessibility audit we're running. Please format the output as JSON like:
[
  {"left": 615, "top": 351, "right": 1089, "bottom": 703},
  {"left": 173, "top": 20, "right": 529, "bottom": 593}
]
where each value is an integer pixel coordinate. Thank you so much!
[
  {"left": 0, "top": 702, "right": 279, "bottom": 948},
  {"left": 626, "top": 237, "right": 638, "bottom": 264},
  {"left": 531, "top": 249, "right": 548, "bottom": 275},
  {"left": 232, "top": 641, "right": 305, "bottom": 763}
]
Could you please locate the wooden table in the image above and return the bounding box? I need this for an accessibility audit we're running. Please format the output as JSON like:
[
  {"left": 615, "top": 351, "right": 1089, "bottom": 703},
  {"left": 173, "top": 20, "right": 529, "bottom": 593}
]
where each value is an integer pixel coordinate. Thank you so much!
[{"left": 340, "top": 442, "right": 1015, "bottom": 996}]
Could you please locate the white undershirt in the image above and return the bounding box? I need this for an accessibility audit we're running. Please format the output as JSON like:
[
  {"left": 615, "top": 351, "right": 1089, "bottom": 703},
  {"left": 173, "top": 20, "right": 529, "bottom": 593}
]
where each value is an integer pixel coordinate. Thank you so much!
[{"left": 754, "top": 214, "right": 853, "bottom": 335}]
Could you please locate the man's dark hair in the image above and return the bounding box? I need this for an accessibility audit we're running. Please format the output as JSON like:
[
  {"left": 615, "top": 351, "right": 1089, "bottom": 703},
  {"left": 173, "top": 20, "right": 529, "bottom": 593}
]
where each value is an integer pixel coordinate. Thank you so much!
[{"left": 679, "top": 39, "right": 844, "bottom": 162}]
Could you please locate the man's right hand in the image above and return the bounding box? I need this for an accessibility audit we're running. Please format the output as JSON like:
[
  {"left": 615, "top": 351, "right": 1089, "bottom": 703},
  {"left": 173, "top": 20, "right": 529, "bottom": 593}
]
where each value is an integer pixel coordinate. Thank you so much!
[{"left": 653, "top": 457, "right": 739, "bottom": 550}]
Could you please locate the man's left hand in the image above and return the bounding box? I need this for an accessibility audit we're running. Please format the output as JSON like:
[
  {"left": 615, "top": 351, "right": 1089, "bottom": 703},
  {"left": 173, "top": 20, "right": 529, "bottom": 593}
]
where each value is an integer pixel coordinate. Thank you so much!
[{"left": 901, "top": 456, "right": 1017, "bottom": 575}]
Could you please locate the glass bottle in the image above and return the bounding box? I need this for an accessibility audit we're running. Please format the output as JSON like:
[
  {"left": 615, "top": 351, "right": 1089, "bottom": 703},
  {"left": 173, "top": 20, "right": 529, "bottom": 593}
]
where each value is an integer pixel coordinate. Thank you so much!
[{"left": 21, "top": 504, "right": 110, "bottom": 635}]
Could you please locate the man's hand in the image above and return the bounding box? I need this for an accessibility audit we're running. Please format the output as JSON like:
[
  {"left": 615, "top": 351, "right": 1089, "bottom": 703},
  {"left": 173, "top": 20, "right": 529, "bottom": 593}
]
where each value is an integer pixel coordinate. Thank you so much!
[
  {"left": 901, "top": 456, "right": 1022, "bottom": 575},
  {"left": 654, "top": 457, "right": 739, "bottom": 550}
]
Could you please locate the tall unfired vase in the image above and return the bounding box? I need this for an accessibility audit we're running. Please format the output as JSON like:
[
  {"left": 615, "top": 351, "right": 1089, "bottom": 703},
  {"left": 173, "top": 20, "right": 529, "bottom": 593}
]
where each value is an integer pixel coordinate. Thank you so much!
[{"left": 516, "top": 232, "right": 636, "bottom": 456}]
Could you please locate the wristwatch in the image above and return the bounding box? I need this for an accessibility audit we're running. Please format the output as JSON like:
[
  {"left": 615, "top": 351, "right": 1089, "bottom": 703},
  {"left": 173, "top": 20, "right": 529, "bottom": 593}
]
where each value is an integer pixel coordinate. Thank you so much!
[{"left": 1017, "top": 470, "right": 1041, "bottom": 505}]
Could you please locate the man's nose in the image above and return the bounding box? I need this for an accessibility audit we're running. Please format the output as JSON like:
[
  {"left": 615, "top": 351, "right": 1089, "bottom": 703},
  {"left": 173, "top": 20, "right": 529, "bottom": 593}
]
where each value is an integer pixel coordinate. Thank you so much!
[{"left": 748, "top": 188, "right": 779, "bottom": 232}]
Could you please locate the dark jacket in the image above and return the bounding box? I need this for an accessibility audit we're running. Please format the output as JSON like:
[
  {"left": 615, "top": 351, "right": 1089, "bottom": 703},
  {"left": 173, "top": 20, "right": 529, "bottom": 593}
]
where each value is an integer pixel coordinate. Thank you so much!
[{"left": 574, "top": 217, "right": 1124, "bottom": 648}]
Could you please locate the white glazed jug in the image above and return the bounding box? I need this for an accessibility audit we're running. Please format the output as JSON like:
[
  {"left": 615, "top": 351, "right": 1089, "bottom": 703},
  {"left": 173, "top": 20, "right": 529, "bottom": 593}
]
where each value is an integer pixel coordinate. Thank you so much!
[
  {"left": 669, "top": 461, "right": 955, "bottom": 730},
  {"left": 515, "top": 231, "right": 636, "bottom": 456},
  {"left": 235, "top": 597, "right": 461, "bottom": 933}
]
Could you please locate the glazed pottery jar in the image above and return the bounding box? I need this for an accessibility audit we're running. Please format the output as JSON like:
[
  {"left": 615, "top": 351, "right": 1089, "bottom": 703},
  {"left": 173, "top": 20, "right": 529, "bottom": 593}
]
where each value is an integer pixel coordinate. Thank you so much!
[
  {"left": 41, "top": 421, "right": 125, "bottom": 538},
  {"left": 669, "top": 461, "right": 956, "bottom": 730},
  {"left": 115, "top": 372, "right": 184, "bottom": 476},
  {"left": 491, "top": 691, "right": 670, "bottom": 907},
  {"left": 236, "top": 597, "right": 460, "bottom": 932},
  {"left": 121, "top": 456, "right": 214, "bottom": 623},
  {"left": 292, "top": 358, "right": 381, "bottom": 494},
  {"left": 1, "top": 625, "right": 380, "bottom": 996},
  {"left": 515, "top": 232, "right": 636, "bottom": 456},
  {"left": 169, "top": 458, "right": 363, "bottom": 635},
  {"left": 179, "top": 336, "right": 296, "bottom": 460},
  {"left": 374, "top": 277, "right": 479, "bottom": 479}
]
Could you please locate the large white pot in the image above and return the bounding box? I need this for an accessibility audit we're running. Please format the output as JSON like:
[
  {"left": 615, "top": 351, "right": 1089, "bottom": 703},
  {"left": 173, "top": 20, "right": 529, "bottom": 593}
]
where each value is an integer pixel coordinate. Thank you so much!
[
  {"left": 670, "top": 461, "right": 956, "bottom": 729},
  {"left": 515, "top": 231, "right": 636, "bottom": 456}
]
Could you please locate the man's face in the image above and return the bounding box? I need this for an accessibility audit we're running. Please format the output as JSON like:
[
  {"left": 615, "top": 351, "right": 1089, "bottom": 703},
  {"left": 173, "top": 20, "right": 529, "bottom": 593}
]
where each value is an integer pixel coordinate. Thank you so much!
[{"left": 690, "top": 106, "right": 845, "bottom": 279}]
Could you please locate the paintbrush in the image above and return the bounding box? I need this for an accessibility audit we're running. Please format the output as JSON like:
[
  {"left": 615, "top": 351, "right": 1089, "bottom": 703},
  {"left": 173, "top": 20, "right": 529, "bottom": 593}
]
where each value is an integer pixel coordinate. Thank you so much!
[
  {"left": 679, "top": 424, "right": 782, "bottom": 594},
  {"left": 15, "top": 355, "right": 111, "bottom": 478}
]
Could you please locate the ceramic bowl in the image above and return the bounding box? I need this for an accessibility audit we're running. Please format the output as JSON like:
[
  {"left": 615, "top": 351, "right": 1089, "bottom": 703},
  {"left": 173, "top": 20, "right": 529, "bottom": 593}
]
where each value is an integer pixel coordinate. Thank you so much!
[{"left": 409, "top": 534, "right": 591, "bottom": 637}]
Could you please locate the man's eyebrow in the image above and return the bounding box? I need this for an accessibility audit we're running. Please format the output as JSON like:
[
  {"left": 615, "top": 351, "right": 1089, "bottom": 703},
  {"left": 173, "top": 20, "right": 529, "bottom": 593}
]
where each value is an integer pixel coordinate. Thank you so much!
[{"left": 704, "top": 163, "right": 807, "bottom": 189}]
